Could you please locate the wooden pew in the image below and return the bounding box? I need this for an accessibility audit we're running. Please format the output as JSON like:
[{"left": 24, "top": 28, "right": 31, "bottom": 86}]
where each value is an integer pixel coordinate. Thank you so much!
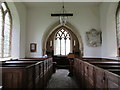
[
  {"left": 17, "top": 58, "right": 53, "bottom": 87},
  {"left": 1, "top": 58, "right": 53, "bottom": 89},
  {"left": 4, "top": 60, "right": 44, "bottom": 88},
  {"left": 73, "top": 58, "right": 120, "bottom": 89},
  {"left": 1, "top": 63, "right": 35, "bottom": 88},
  {"left": 84, "top": 59, "right": 120, "bottom": 89}
]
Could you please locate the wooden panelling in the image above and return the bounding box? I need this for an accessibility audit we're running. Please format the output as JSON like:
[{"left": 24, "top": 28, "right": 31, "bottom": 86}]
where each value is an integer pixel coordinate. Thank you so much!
[
  {"left": 94, "top": 66, "right": 105, "bottom": 89},
  {"left": 87, "top": 63, "right": 94, "bottom": 88},
  {"left": 83, "top": 62, "right": 89, "bottom": 88},
  {"left": 2, "top": 68, "right": 26, "bottom": 88},
  {"left": 105, "top": 70, "right": 120, "bottom": 89}
]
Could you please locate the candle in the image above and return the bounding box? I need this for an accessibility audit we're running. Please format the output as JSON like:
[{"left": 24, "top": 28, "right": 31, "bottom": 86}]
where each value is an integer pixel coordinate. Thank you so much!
[
  {"left": 74, "top": 40, "right": 75, "bottom": 46},
  {"left": 50, "top": 40, "right": 52, "bottom": 47}
]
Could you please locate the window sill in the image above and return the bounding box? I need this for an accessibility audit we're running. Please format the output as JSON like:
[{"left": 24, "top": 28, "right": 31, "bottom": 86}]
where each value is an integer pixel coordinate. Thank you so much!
[{"left": 0, "top": 57, "right": 12, "bottom": 61}]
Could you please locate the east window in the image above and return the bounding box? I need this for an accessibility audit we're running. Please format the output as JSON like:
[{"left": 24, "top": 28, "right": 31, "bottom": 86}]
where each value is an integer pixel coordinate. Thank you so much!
[{"left": 54, "top": 29, "right": 71, "bottom": 55}]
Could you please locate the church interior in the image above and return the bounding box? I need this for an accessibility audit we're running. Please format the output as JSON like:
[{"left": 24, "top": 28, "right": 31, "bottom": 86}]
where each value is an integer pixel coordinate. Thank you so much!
[{"left": 0, "top": 1, "right": 120, "bottom": 89}]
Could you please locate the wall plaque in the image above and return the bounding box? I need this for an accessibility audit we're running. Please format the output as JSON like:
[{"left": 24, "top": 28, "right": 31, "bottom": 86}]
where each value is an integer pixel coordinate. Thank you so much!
[{"left": 86, "top": 29, "right": 102, "bottom": 47}]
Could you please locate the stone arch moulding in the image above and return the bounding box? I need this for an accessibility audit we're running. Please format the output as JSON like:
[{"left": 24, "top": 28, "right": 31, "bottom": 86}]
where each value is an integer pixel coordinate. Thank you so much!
[{"left": 42, "top": 21, "right": 84, "bottom": 57}]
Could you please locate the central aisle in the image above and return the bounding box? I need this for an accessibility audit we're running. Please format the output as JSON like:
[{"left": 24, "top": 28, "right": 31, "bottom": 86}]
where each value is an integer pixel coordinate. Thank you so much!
[{"left": 46, "top": 69, "right": 80, "bottom": 88}]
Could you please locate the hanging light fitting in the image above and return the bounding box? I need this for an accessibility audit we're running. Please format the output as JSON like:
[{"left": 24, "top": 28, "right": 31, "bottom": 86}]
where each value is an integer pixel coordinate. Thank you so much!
[{"left": 51, "top": 2, "right": 73, "bottom": 25}]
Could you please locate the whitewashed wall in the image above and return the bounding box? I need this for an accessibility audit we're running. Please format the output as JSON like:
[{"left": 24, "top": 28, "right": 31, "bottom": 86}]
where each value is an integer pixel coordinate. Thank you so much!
[
  {"left": 25, "top": 3, "right": 101, "bottom": 58},
  {"left": 4, "top": 2, "right": 120, "bottom": 59},
  {"left": 7, "top": 2, "right": 27, "bottom": 59},
  {"left": 100, "top": 2, "right": 119, "bottom": 59},
  {"left": 14, "top": 2, "right": 27, "bottom": 58},
  {"left": 7, "top": 2, "right": 20, "bottom": 59}
]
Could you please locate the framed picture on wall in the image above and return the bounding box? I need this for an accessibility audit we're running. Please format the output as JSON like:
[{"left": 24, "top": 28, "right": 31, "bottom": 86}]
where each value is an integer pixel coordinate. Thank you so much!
[{"left": 30, "top": 43, "right": 37, "bottom": 52}]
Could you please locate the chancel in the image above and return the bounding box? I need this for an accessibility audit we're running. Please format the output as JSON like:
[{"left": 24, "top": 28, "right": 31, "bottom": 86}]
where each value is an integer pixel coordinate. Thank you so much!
[{"left": 0, "top": 1, "right": 120, "bottom": 89}]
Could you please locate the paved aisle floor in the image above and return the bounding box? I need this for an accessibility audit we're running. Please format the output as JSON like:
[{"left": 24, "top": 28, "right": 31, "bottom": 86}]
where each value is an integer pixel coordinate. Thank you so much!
[{"left": 46, "top": 69, "right": 80, "bottom": 88}]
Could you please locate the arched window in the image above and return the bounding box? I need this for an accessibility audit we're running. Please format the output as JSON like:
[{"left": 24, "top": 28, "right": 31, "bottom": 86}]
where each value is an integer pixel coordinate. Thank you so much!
[
  {"left": 55, "top": 29, "right": 71, "bottom": 55},
  {"left": 46, "top": 26, "right": 80, "bottom": 57},
  {"left": 0, "top": 2, "right": 12, "bottom": 58}
]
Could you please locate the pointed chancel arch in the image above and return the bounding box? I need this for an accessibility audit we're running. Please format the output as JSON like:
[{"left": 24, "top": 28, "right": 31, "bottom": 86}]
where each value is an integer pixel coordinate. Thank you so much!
[{"left": 45, "top": 25, "right": 82, "bottom": 57}]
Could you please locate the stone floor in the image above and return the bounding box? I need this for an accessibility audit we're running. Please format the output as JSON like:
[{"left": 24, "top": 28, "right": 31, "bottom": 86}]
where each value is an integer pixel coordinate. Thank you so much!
[{"left": 46, "top": 69, "right": 80, "bottom": 88}]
